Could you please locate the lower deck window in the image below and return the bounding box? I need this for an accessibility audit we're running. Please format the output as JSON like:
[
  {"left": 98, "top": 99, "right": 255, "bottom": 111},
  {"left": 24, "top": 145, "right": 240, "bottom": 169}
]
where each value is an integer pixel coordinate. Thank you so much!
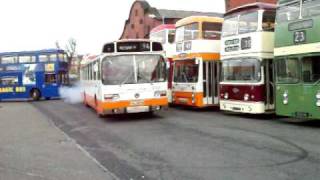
[
  {"left": 0, "top": 76, "right": 19, "bottom": 86},
  {"left": 45, "top": 74, "right": 57, "bottom": 84},
  {"left": 276, "top": 58, "right": 300, "bottom": 83},
  {"left": 302, "top": 56, "right": 320, "bottom": 83}
]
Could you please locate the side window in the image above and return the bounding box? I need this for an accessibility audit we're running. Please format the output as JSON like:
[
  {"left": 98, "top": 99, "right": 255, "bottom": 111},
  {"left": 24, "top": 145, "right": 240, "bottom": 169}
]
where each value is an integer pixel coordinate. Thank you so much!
[
  {"left": 39, "top": 55, "right": 49, "bottom": 62},
  {"left": 45, "top": 74, "right": 57, "bottom": 84},
  {"left": 58, "top": 54, "right": 68, "bottom": 62},
  {"left": 302, "top": 56, "right": 320, "bottom": 83},
  {"left": 19, "top": 56, "right": 36, "bottom": 63},
  {"left": 89, "top": 64, "right": 92, "bottom": 80},
  {"left": 184, "top": 23, "right": 199, "bottom": 40},
  {"left": 276, "top": 58, "right": 300, "bottom": 83},
  {"left": 202, "top": 22, "right": 222, "bottom": 40},
  {"left": 238, "top": 11, "right": 259, "bottom": 34},
  {"left": 97, "top": 62, "right": 101, "bottom": 80},
  {"left": 93, "top": 62, "right": 97, "bottom": 80},
  {"left": 49, "top": 54, "right": 57, "bottom": 62},
  {"left": 58, "top": 72, "right": 68, "bottom": 85},
  {"left": 262, "top": 11, "right": 276, "bottom": 31},
  {"left": 0, "top": 76, "right": 19, "bottom": 86},
  {"left": 168, "top": 30, "right": 175, "bottom": 44},
  {"left": 1, "top": 56, "right": 17, "bottom": 64}
]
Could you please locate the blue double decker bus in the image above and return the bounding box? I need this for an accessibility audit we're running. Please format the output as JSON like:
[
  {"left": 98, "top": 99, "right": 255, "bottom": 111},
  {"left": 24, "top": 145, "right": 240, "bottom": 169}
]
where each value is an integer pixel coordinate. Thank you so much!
[{"left": 0, "top": 49, "right": 69, "bottom": 101}]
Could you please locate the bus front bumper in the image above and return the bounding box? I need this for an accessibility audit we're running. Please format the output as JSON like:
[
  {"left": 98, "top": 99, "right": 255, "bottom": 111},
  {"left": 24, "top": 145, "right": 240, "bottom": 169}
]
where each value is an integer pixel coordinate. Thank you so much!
[
  {"left": 220, "top": 100, "right": 267, "bottom": 114},
  {"left": 102, "top": 105, "right": 168, "bottom": 115},
  {"left": 97, "top": 97, "right": 168, "bottom": 115}
]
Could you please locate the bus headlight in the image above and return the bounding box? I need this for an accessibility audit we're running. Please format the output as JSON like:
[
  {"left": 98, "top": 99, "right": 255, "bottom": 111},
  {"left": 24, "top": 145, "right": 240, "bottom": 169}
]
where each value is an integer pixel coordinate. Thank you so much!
[
  {"left": 224, "top": 93, "right": 229, "bottom": 100},
  {"left": 244, "top": 94, "right": 249, "bottom": 101},
  {"left": 283, "top": 91, "right": 288, "bottom": 105},
  {"left": 192, "top": 92, "right": 195, "bottom": 104},
  {"left": 104, "top": 94, "right": 120, "bottom": 101},
  {"left": 316, "top": 92, "right": 320, "bottom": 107},
  {"left": 154, "top": 91, "right": 167, "bottom": 98}
]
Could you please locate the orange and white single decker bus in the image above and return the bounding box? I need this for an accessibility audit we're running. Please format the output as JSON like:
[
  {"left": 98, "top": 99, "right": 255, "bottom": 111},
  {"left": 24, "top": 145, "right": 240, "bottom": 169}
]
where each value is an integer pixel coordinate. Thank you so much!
[
  {"left": 80, "top": 39, "right": 168, "bottom": 116},
  {"left": 172, "top": 16, "right": 223, "bottom": 107}
]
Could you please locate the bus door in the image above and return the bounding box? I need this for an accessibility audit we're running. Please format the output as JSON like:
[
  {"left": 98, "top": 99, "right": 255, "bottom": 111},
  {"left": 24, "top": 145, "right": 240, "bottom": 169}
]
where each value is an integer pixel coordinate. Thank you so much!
[
  {"left": 203, "top": 60, "right": 219, "bottom": 106},
  {"left": 265, "top": 59, "right": 275, "bottom": 110},
  {"left": 43, "top": 73, "right": 59, "bottom": 97}
]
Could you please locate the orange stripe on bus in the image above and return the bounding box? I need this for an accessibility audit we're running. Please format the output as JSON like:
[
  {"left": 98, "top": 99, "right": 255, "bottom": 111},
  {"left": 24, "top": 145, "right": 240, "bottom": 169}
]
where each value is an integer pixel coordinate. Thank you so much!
[
  {"left": 173, "top": 91, "right": 204, "bottom": 107},
  {"left": 173, "top": 53, "right": 220, "bottom": 61},
  {"left": 84, "top": 93, "right": 168, "bottom": 114}
]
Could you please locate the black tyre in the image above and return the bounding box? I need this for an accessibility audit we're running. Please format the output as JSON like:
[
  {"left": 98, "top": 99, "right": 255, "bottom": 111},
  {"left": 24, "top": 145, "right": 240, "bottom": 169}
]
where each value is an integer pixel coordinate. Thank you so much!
[{"left": 30, "top": 89, "right": 41, "bottom": 101}]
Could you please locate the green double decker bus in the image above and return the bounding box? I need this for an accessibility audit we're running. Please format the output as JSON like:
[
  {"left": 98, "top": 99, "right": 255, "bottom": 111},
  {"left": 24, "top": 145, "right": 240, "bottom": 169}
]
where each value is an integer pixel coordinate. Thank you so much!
[{"left": 275, "top": 0, "right": 320, "bottom": 119}]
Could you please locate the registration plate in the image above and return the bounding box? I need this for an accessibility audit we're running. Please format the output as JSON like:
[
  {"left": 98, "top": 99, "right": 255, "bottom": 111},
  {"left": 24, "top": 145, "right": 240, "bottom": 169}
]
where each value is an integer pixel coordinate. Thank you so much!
[
  {"left": 127, "top": 106, "right": 149, "bottom": 113},
  {"left": 178, "top": 98, "right": 188, "bottom": 104},
  {"left": 130, "top": 100, "right": 144, "bottom": 106}
]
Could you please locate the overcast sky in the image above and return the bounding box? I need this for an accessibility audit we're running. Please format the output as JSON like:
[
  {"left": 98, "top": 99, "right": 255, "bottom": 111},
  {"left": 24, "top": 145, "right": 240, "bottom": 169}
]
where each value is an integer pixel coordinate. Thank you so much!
[{"left": 0, "top": 0, "right": 225, "bottom": 54}]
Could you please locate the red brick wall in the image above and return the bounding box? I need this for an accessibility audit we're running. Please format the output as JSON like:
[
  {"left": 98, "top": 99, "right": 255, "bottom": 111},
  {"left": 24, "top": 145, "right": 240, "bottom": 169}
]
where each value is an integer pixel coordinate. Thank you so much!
[
  {"left": 120, "top": 1, "right": 181, "bottom": 39},
  {"left": 225, "top": 0, "right": 277, "bottom": 12},
  {"left": 120, "top": 2, "right": 161, "bottom": 39}
]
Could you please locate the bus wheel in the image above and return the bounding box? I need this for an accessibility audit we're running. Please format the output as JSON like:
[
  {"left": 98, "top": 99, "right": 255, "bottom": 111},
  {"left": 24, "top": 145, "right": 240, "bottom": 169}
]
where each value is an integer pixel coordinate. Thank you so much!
[{"left": 30, "top": 89, "right": 41, "bottom": 101}]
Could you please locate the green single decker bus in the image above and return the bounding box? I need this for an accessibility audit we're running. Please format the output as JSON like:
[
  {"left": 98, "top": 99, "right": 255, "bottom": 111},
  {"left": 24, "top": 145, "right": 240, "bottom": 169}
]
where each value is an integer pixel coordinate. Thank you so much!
[{"left": 275, "top": 0, "right": 320, "bottom": 119}]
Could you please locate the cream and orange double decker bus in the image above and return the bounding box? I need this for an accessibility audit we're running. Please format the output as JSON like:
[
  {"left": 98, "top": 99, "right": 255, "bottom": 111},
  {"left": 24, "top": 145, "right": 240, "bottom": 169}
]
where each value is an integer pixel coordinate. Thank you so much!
[
  {"left": 80, "top": 39, "right": 168, "bottom": 116},
  {"left": 172, "top": 16, "right": 223, "bottom": 107}
]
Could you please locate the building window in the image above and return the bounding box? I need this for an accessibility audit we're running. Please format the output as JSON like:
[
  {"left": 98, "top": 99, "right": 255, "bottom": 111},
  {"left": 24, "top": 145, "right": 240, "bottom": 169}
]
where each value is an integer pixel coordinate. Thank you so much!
[
  {"left": 135, "top": 9, "right": 138, "bottom": 16},
  {"left": 131, "top": 24, "right": 135, "bottom": 29},
  {"left": 139, "top": 19, "right": 143, "bottom": 24},
  {"left": 136, "top": 33, "right": 139, "bottom": 38}
]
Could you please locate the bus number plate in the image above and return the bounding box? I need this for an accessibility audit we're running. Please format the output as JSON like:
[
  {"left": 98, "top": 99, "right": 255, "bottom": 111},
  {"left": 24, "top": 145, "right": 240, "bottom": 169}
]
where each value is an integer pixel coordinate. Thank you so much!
[
  {"left": 130, "top": 100, "right": 144, "bottom": 106},
  {"left": 127, "top": 106, "right": 149, "bottom": 113}
]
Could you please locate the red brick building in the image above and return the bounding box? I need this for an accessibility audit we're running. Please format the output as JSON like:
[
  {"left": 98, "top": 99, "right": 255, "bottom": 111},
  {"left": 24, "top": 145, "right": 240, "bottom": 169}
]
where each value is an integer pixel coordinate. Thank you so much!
[
  {"left": 225, "top": 0, "right": 277, "bottom": 12},
  {"left": 120, "top": 0, "right": 222, "bottom": 39}
]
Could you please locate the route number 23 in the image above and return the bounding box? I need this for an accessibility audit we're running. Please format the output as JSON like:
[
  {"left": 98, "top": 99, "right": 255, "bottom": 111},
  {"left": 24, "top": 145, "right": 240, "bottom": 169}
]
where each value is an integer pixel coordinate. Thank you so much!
[{"left": 294, "top": 31, "right": 306, "bottom": 44}]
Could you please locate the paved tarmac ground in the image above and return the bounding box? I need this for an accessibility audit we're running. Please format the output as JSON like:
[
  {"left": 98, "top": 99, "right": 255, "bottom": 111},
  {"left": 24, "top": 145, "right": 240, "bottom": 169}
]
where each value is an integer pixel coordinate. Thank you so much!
[
  {"left": 1, "top": 101, "right": 320, "bottom": 180},
  {"left": 0, "top": 102, "right": 116, "bottom": 180},
  {"left": 25, "top": 100, "right": 320, "bottom": 180}
]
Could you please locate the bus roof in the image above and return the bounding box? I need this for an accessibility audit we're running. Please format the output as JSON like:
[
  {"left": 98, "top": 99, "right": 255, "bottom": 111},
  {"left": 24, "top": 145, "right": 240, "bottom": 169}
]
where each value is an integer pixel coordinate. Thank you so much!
[
  {"left": 175, "top": 16, "right": 223, "bottom": 28},
  {"left": 150, "top": 24, "right": 175, "bottom": 33},
  {"left": 225, "top": 2, "right": 276, "bottom": 16},
  {"left": 0, "top": 49, "right": 65, "bottom": 57}
]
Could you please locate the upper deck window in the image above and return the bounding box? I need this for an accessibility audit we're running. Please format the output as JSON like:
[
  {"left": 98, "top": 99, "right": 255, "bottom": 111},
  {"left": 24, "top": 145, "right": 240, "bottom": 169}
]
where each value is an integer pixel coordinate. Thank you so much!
[
  {"left": 276, "top": 2, "right": 300, "bottom": 23},
  {"left": 18, "top": 56, "right": 36, "bottom": 63},
  {"left": 202, "top": 22, "right": 222, "bottom": 40},
  {"left": 175, "top": 26, "right": 185, "bottom": 42},
  {"left": 184, "top": 23, "right": 199, "bottom": 41},
  {"left": 49, "top": 54, "right": 57, "bottom": 62},
  {"left": 302, "top": 0, "right": 320, "bottom": 17},
  {"left": 39, "top": 55, "right": 49, "bottom": 62},
  {"left": 262, "top": 11, "right": 276, "bottom": 31},
  {"left": 222, "top": 16, "right": 238, "bottom": 37},
  {"left": 176, "top": 23, "right": 199, "bottom": 42},
  {"left": 58, "top": 54, "right": 68, "bottom": 62},
  {"left": 238, "top": 12, "right": 259, "bottom": 34},
  {"left": 1, "top": 56, "right": 17, "bottom": 64}
]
